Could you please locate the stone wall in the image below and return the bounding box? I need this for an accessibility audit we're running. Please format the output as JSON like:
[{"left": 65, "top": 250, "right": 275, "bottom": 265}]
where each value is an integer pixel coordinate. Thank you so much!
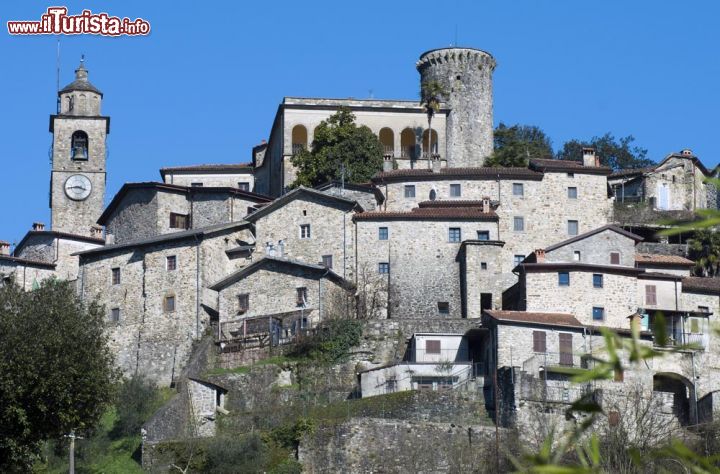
[
  {"left": 355, "top": 218, "right": 497, "bottom": 319},
  {"left": 524, "top": 271, "right": 637, "bottom": 328},
  {"left": 253, "top": 193, "right": 355, "bottom": 278},
  {"left": 645, "top": 156, "right": 708, "bottom": 211},
  {"left": 105, "top": 188, "right": 160, "bottom": 244},
  {"left": 298, "top": 417, "right": 508, "bottom": 474},
  {"left": 544, "top": 228, "right": 637, "bottom": 266}
]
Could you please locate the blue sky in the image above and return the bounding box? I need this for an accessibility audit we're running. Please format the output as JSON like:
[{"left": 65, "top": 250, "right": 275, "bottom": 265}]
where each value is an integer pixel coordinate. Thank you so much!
[{"left": 1, "top": 1, "right": 719, "bottom": 245}]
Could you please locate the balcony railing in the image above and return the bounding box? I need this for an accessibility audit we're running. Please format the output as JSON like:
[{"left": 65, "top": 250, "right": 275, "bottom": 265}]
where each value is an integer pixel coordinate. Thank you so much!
[
  {"left": 400, "top": 146, "right": 416, "bottom": 159},
  {"left": 291, "top": 143, "right": 306, "bottom": 155},
  {"left": 655, "top": 332, "right": 706, "bottom": 350},
  {"left": 524, "top": 352, "right": 595, "bottom": 372},
  {"left": 383, "top": 145, "right": 394, "bottom": 157}
]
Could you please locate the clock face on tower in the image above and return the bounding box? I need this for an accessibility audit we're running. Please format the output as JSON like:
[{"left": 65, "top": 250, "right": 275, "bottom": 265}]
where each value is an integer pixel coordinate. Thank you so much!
[{"left": 64, "top": 174, "right": 92, "bottom": 201}]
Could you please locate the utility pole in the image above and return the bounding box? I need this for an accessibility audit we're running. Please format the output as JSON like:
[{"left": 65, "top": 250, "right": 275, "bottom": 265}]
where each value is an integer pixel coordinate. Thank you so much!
[{"left": 64, "top": 429, "right": 83, "bottom": 474}]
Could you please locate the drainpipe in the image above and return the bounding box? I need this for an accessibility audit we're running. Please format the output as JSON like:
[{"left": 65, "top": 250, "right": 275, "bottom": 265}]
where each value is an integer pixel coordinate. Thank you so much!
[
  {"left": 194, "top": 234, "right": 201, "bottom": 338},
  {"left": 691, "top": 350, "right": 698, "bottom": 425},
  {"left": 343, "top": 209, "right": 347, "bottom": 279}
]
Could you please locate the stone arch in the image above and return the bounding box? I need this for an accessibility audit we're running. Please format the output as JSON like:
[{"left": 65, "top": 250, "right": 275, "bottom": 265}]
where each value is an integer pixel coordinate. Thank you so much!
[
  {"left": 71, "top": 130, "right": 89, "bottom": 160},
  {"left": 291, "top": 125, "right": 308, "bottom": 154},
  {"left": 422, "top": 129, "right": 439, "bottom": 156},
  {"left": 653, "top": 372, "right": 696, "bottom": 425},
  {"left": 400, "top": 128, "right": 417, "bottom": 159},
  {"left": 379, "top": 128, "right": 394, "bottom": 155}
]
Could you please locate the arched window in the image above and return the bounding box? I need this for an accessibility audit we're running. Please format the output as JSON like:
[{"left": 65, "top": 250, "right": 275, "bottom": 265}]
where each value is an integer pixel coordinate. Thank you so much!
[
  {"left": 379, "top": 128, "right": 394, "bottom": 156},
  {"left": 422, "top": 129, "right": 439, "bottom": 156},
  {"left": 78, "top": 94, "right": 87, "bottom": 115},
  {"left": 400, "top": 128, "right": 417, "bottom": 159},
  {"left": 71, "top": 131, "right": 89, "bottom": 160},
  {"left": 291, "top": 125, "right": 308, "bottom": 155}
]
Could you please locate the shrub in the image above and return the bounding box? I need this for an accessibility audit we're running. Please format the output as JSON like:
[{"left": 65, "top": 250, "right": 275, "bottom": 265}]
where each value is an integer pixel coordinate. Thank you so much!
[
  {"left": 111, "top": 376, "right": 163, "bottom": 438},
  {"left": 204, "top": 433, "right": 268, "bottom": 473},
  {"left": 289, "top": 319, "right": 363, "bottom": 364}
]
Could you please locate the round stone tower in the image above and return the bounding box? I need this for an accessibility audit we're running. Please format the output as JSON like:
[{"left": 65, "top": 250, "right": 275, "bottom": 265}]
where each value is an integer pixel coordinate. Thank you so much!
[{"left": 416, "top": 47, "right": 496, "bottom": 167}]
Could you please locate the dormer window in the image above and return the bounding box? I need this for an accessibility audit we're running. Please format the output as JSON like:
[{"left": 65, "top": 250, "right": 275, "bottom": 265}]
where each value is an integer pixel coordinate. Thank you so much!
[{"left": 71, "top": 131, "right": 88, "bottom": 160}]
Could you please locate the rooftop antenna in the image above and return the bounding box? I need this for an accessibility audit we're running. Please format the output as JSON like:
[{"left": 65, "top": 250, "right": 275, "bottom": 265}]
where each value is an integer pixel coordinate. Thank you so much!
[{"left": 56, "top": 37, "right": 61, "bottom": 113}]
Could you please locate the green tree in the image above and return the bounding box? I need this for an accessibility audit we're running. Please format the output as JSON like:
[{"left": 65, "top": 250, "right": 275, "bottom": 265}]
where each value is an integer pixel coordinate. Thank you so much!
[
  {"left": 420, "top": 80, "right": 447, "bottom": 167},
  {"left": 688, "top": 229, "right": 720, "bottom": 277},
  {"left": 557, "top": 133, "right": 654, "bottom": 170},
  {"left": 290, "top": 108, "right": 384, "bottom": 188},
  {"left": 0, "top": 279, "right": 118, "bottom": 471},
  {"left": 485, "top": 123, "right": 554, "bottom": 167}
]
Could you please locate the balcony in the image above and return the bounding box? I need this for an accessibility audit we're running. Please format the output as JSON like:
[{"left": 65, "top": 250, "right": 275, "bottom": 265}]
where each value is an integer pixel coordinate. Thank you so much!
[
  {"left": 655, "top": 332, "right": 706, "bottom": 350},
  {"left": 524, "top": 351, "right": 595, "bottom": 372}
]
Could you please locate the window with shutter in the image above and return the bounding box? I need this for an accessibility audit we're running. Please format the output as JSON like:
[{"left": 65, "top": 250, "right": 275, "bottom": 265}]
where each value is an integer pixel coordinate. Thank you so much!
[
  {"left": 559, "top": 333, "right": 573, "bottom": 366},
  {"left": 426, "top": 340, "right": 441, "bottom": 354},
  {"left": 532, "top": 331, "right": 546, "bottom": 353},
  {"left": 610, "top": 252, "right": 620, "bottom": 265},
  {"left": 645, "top": 285, "right": 657, "bottom": 306}
]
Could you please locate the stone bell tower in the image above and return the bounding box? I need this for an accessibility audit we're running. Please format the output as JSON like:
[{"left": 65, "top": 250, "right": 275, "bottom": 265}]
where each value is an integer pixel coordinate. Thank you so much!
[
  {"left": 50, "top": 57, "right": 109, "bottom": 236},
  {"left": 417, "top": 47, "right": 496, "bottom": 167}
]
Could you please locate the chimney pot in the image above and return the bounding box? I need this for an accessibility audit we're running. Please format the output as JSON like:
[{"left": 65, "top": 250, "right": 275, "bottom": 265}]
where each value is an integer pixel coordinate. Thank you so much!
[
  {"left": 32, "top": 222, "right": 45, "bottom": 231},
  {"left": 383, "top": 154, "right": 394, "bottom": 172},
  {"left": 90, "top": 225, "right": 104, "bottom": 239},
  {"left": 534, "top": 249, "right": 546, "bottom": 263},
  {"left": 582, "top": 148, "right": 596, "bottom": 167},
  {"left": 431, "top": 154, "right": 442, "bottom": 173},
  {"left": 481, "top": 197, "right": 491, "bottom": 213},
  {"left": 0, "top": 240, "right": 10, "bottom": 256}
]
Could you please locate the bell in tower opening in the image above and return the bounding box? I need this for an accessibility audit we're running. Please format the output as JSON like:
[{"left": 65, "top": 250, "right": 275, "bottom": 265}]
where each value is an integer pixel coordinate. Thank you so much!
[{"left": 71, "top": 130, "right": 88, "bottom": 160}]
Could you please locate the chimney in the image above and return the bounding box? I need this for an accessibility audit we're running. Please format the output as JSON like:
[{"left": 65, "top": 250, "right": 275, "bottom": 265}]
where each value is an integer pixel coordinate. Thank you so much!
[
  {"left": 0, "top": 240, "right": 10, "bottom": 256},
  {"left": 90, "top": 225, "right": 104, "bottom": 240},
  {"left": 265, "top": 242, "right": 275, "bottom": 257},
  {"left": 481, "top": 197, "right": 491, "bottom": 214},
  {"left": 582, "top": 148, "right": 596, "bottom": 167},
  {"left": 106, "top": 233, "right": 115, "bottom": 245},
  {"left": 277, "top": 240, "right": 285, "bottom": 258},
  {"left": 628, "top": 312, "right": 642, "bottom": 333},
  {"left": 431, "top": 154, "right": 442, "bottom": 173},
  {"left": 534, "top": 249, "right": 546, "bottom": 263},
  {"left": 383, "top": 154, "right": 393, "bottom": 172},
  {"left": 681, "top": 149, "right": 693, "bottom": 156},
  {"left": 32, "top": 222, "right": 45, "bottom": 231}
]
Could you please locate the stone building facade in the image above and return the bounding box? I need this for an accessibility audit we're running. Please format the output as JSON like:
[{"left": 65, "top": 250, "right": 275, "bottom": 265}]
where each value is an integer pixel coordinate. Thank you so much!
[
  {"left": 77, "top": 222, "right": 254, "bottom": 384},
  {"left": 160, "top": 163, "right": 255, "bottom": 190}
]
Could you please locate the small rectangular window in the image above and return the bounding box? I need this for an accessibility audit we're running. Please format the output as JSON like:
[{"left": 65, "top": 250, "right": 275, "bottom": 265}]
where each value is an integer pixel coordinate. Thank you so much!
[
  {"left": 237, "top": 182, "right": 250, "bottom": 191},
  {"left": 296, "top": 287, "right": 308, "bottom": 307},
  {"left": 592, "top": 306, "right": 604, "bottom": 321},
  {"left": 404, "top": 185, "right": 416, "bottom": 198},
  {"left": 480, "top": 262, "right": 488, "bottom": 270},
  {"left": 568, "top": 187, "right": 578, "bottom": 199},
  {"left": 567, "top": 220, "right": 579, "bottom": 236},
  {"left": 690, "top": 317, "right": 701, "bottom": 334},
  {"left": 110, "top": 308, "right": 120, "bottom": 323},
  {"left": 558, "top": 272, "right": 570, "bottom": 286},
  {"left": 513, "top": 216, "right": 524, "bottom": 232},
  {"left": 379, "top": 227, "right": 389, "bottom": 240},
  {"left": 237, "top": 293, "right": 249, "bottom": 314},
  {"left": 593, "top": 274, "right": 603, "bottom": 288},
  {"left": 300, "top": 224, "right": 311, "bottom": 239},
  {"left": 169, "top": 212, "right": 189, "bottom": 229},
  {"left": 164, "top": 295, "right": 176, "bottom": 313},
  {"left": 610, "top": 252, "right": 620, "bottom": 265},
  {"left": 699, "top": 306, "right": 710, "bottom": 313},
  {"left": 513, "top": 255, "right": 525, "bottom": 267},
  {"left": 532, "top": 331, "right": 546, "bottom": 353},
  {"left": 448, "top": 227, "right": 462, "bottom": 243},
  {"left": 645, "top": 285, "right": 657, "bottom": 306},
  {"left": 190, "top": 182, "right": 204, "bottom": 187},
  {"left": 512, "top": 183, "right": 524, "bottom": 197},
  {"left": 573, "top": 251, "right": 581, "bottom": 261},
  {"left": 378, "top": 262, "right": 389, "bottom": 274},
  {"left": 321, "top": 255, "right": 333, "bottom": 268},
  {"left": 567, "top": 172, "right": 575, "bottom": 178},
  {"left": 111, "top": 267, "right": 121, "bottom": 285},
  {"left": 450, "top": 183, "right": 462, "bottom": 197},
  {"left": 166, "top": 255, "right": 177, "bottom": 271},
  {"left": 426, "top": 339, "right": 441, "bottom": 354},
  {"left": 438, "top": 302, "right": 450, "bottom": 315},
  {"left": 477, "top": 231, "right": 489, "bottom": 241}
]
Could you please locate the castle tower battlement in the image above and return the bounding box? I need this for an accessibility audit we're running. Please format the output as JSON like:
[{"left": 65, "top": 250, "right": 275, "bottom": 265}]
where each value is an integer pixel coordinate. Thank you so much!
[{"left": 417, "top": 47, "right": 496, "bottom": 167}]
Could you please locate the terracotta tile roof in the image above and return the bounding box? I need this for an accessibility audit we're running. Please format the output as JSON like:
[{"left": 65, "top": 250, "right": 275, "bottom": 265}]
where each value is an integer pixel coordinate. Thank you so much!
[
  {"left": 417, "top": 199, "right": 498, "bottom": 208},
  {"left": 636, "top": 254, "right": 695, "bottom": 267},
  {"left": 544, "top": 224, "right": 643, "bottom": 252},
  {"left": 529, "top": 159, "right": 612, "bottom": 175},
  {"left": 0, "top": 254, "right": 56, "bottom": 269},
  {"left": 160, "top": 163, "right": 253, "bottom": 176},
  {"left": 483, "top": 310, "right": 583, "bottom": 328},
  {"left": 609, "top": 167, "right": 655, "bottom": 179},
  {"left": 372, "top": 167, "right": 543, "bottom": 182},
  {"left": 353, "top": 207, "right": 498, "bottom": 221},
  {"left": 682, "top": 277, "right": 720, "bottom": 294}
]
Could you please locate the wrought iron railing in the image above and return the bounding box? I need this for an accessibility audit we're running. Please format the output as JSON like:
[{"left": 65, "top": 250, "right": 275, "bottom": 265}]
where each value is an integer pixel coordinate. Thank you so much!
[
  {"left": 291, "top": 143, "right": 306, "bottom": 155},
  {"left": 655, "top": 332, "right": 706, "bottom": 350}
]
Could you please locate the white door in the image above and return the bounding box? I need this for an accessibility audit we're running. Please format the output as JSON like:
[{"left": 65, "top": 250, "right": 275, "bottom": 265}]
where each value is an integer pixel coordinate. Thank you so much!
[{"left": 657, "top": 183, "right": 670, "bottom": 210}]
